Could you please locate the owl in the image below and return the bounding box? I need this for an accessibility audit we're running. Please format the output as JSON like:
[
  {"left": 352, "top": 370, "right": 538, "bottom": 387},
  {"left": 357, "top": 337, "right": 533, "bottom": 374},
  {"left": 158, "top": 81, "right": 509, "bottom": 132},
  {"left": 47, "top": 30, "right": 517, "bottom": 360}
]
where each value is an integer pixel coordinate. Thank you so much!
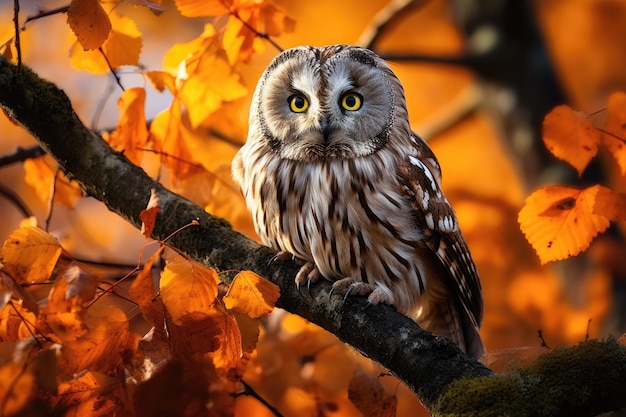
[{"left": 232, "top": 45, "right": 484, "bottom": 359}]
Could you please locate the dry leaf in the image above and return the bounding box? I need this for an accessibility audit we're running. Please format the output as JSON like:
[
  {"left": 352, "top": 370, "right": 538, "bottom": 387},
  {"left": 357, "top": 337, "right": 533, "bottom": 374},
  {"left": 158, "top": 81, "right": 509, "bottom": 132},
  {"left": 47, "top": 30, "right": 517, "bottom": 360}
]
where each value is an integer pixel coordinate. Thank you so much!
[
  {"left": 0, "top": 362, "right": 34, "bottom": 415},
  {"left": 69, "top": 12, "right": 142, "bottom": 73},
  {"left": 518, "top": 185, "right": 611, "bottom": 264},
  {"left": 107, "top": 87, "right": 149, "bottom": 165},
  {"left": 0, "top": 226, "right": 62, "bottom": 284},
  {"left": 348, "top": 369, "right": 397, "bottom": 417},
  {"left": 223, "top": 271, "right": 279, "bottom": 318},
  {"left": 59, "top": 304, "right": 137, "bottom": 375},
  {"left": 602, "top": 91, "right": 626, "bottom": 174},
  {"left": 542, "top": 104, "right": 601, "bottom": 175},
  {"left": 140, "top": 189, "right": 161, "bottom": 238},
  {"left": 67, "top": 0, "right": 112, "bottom": 50},
  {"left": 160, "top": 255, "right": 219, "bottom": 325}
]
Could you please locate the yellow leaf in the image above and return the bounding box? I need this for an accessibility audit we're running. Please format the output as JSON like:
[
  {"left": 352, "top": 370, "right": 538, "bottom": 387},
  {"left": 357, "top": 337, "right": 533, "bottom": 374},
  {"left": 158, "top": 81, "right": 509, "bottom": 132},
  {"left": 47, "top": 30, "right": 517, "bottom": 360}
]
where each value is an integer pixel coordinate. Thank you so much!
[
  {"left": 518, "top": 185, "right": 611, "bottom": 264},
  {"left": 149, "top": 103, "right": 203, "bottom": 180},
  {"left": 160, "top": 255, "right": 219, "bottom": 325},
  {"left": 591, "top": 186, "right": 626, "bottom": 221},
  {"left": 0, "top": 227, "right": 62, "bottom": 284},
  {"left": 146, "top": 70, "right": 176, "bottom": 94},
  {"left": 69, "top": 12, "right": 142, "bottom": 74},
  {"left": 179, "top": 52, "right": 248, "bottom": 128},
  {"left": 162, "top": 24, "right": 217, "bottom": 74},
  {"left": 174, "top": 0, "right": 233, "bottom": 17},
  {"left": 67, "top": 0, "right": 111, "bottom": 50},
  {"left": 223, "top": 271, "right": 279, "bottom": 318},
  {"left": 542, "top": 104, "right": 600, "bottom": 175},
  {"left": 107, "top": 87, "right": 148, "bottom": 165},
  {"left": 23, "top": 156, "right": 82, "bottom": 208},
  {"left": 602, "top": 91, "right": 626, "bottom": 174}
]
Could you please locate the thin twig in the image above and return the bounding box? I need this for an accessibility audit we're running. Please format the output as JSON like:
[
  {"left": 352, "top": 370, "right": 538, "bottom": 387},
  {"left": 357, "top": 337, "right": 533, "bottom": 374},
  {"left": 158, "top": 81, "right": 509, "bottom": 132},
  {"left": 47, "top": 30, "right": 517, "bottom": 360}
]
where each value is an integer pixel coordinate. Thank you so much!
[
  {"left": 22, "top": 5, "right": 69, "bottom": 27},
  {"left": 538, "top": 329, "right": 552, "bottom": 349},
  {"left": 0, "top": 145, "right": 45, "bottom": 168},
  {"left": 91, "top": 75, "right": 117, "bottom": 130},
  {"left": 44, "top": 167, "right": 58, "bottom": 232},
  {"left": 229, "top": 9, "right": 283, "bottom": 52},
  {"left": 357, "top": 0, "right": 428, "bottom": 49},
  {"left": 238, "top": 380, "right": 285, "bottom": 417},
  {"left": 99, "top": 47, "right": 125, "bottom": 92},
  {"left": 13, "top": 0, "right": 21, "bottom": 71},
  {"left": 585, "top": 318, "right": 592, "bottom": 342},
  {"left": 0, "top": 182, "right": 33, "bottom": 218}
]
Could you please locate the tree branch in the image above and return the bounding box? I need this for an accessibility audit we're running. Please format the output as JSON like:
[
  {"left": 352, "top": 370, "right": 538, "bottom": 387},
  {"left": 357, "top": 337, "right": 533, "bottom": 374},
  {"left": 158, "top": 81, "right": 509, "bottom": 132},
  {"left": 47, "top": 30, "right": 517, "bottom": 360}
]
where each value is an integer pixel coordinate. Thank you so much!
[
  {"left": 2, "top": 56, "right": 625, "bottom": 416},
  {"left": 0, "top": 55, "right": 491, "bottom": 413}
]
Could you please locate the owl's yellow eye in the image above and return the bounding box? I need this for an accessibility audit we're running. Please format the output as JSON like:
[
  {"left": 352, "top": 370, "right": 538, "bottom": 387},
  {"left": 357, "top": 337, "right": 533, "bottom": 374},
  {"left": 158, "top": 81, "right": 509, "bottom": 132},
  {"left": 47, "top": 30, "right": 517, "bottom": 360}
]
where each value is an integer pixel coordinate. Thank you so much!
[
  {"left": 289, "top": 94, "right": 309, "bottom": 113},
  {"left": 341, "top": 92, "right": 362, "bottom": 111}
]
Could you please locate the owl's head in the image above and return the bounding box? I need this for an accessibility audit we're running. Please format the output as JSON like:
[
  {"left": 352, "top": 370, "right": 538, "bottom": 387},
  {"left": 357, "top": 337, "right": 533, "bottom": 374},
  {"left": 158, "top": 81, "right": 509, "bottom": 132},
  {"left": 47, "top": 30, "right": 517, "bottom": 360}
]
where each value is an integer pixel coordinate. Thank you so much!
[{"left": 251, "top": 45, "right": 408, "bottom": 161}]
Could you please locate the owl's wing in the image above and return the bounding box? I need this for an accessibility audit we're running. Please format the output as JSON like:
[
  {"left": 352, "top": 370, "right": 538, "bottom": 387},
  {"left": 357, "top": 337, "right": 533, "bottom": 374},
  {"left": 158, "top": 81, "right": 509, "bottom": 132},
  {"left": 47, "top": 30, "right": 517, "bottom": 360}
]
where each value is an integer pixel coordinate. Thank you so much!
[{"left": 399, "top": 132, "right": 484, "bottom": 357}]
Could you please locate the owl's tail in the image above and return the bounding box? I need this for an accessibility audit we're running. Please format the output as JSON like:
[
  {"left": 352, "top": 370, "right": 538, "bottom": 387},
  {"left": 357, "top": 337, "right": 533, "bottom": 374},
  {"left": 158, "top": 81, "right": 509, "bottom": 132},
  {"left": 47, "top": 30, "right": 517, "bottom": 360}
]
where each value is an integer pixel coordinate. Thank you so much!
[{"left": 414, "top": 276, "right": 485, "bottom": 360}]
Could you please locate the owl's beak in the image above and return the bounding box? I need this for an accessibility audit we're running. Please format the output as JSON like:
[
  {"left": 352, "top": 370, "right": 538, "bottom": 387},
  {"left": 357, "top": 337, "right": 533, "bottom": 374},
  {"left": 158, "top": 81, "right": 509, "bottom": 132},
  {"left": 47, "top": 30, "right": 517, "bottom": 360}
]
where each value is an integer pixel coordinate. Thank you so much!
[{"left": 320, "top": 118, "right": 331, "bottom": 142}]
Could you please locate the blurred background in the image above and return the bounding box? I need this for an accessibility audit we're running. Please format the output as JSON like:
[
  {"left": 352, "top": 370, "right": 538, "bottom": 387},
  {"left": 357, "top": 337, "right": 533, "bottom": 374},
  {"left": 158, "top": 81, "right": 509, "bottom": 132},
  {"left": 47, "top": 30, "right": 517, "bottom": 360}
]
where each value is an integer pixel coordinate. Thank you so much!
[{"left": 1, "top": 0, "right": 625, "bottom": 415}]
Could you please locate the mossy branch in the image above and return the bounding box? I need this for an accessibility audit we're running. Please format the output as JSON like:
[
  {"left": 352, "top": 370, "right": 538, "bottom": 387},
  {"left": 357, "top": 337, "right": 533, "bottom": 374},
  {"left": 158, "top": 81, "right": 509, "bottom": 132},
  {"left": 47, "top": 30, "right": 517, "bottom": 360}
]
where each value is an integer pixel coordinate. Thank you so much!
[{"left": 1, "top": 56, "right": 625, "bottom": 416}]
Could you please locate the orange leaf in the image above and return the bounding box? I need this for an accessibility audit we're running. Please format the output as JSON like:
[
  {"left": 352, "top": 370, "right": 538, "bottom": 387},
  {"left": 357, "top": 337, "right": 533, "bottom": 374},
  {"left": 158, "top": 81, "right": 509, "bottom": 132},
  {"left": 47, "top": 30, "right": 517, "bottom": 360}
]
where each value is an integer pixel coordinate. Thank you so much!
[
  {"left": 146, "top": 70, "right": 176, "bottom": 94},
  {"left": 591, "top": 186, "right": 626, "bottom": 221},
  {"left": 178, "top": 51, "right": 248, "bottom": 128},
  {"left": 69, "top": 12, "right": 142, "bottom": 73},
  {"left": 209, "top": 312, "right": 245, "bottom": 378},
  {"left": 0, "top": 362, "right": 34, "bottom": 415},
  {"left": 518, "top": 185, "right": 611, "bottom": 264},
  {"left": 0, "top": 300, "right": 37, "bottom": 341},
  {"left": 0, "top": 226, "right": 62, "bottom": 284},
  {"left": 174, "top": 0, "right": 233, "bottom": 17},
  {"left": 59, "top": 304, "right": 137, "bottom": 375},
  {"left": 23, "top": 156, "right": 82, "bottom": 208},
  {"left": 149, "top": 103, "right": 204, "bottom": 180},
  {"left": 602, "top": 91, "right": 626, "bottom": 174},
  {"left": 130, "top": 247, "right": 165, "bottom": 328},
  {"left": 140, "top": 189, "right": 161, "bottom": 238},
  {"left": 43, "top": 268, "right": 89, "bottom": 343},
  {"left": 67, "top": 0, "right": 111, "bottom": 50},
  {"left": 107, "top": 87, "right": 148, "bottom": 165},
  {"left": 542, "top": 104, "right": 600, "bottom": 175},
  {"left": 51, "top": 371, "right": 123, "bottom": 415},
  {"left": 348, "top": 369, "right": 397, "bottom": 417},
  {"left": 223, "top": 271, "right": 279, "bottom": 318},
  {"left": 160, "top": 255, "right": 219, "bottom": 325}
]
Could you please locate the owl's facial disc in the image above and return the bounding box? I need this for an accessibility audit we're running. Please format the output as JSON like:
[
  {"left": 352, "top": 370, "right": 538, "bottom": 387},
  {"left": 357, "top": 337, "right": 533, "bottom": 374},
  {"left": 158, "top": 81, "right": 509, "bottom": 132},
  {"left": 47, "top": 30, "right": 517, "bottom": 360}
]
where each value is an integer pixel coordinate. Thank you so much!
[{"left": 258, "top": 46, "right": 397, "bottom": 162}]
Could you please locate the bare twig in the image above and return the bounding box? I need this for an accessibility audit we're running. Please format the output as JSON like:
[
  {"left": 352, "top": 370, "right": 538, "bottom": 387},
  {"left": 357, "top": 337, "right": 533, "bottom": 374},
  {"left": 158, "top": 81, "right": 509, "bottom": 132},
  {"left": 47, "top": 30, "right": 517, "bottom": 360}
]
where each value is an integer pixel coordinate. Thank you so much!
[
  {"left": 22, "top": 5, "right": 69, "bottom": 27},
  {"left": 44, "top": 167, "right": 58, "bottom": 232},
  {"left": 357, "top": 0, "right": 428, "bottom": 49},
  {"left": 99, "top": 47, "right": 125, "bottom": 92},
  {"left": 0, "top": 182, "right": 32, "bottom": 218},
  {"left": 0, "top": 144, "right": 45, "bottom": 167},
  {"left": 13, "top": 0, "right": 21, "bottom": 71},
  {"left": 538, "top": 329, "right": 552, "bottom": 350},
  {"left": 238, "top": 380, "right": 284, "bottom": 417}
]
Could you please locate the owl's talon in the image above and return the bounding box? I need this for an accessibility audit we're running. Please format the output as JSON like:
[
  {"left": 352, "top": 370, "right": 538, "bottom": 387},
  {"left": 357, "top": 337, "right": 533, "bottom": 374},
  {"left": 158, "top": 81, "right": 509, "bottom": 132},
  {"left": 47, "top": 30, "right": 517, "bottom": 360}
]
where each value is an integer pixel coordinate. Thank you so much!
[
  {"left": 295, "top": 262, "right": 319, "bottom": 296},
  {"left": 269, "top": 251, "right": 293, "bottom": 265},
  {"left": 361, "top": 301, "right": 374, "bottom": 312}
]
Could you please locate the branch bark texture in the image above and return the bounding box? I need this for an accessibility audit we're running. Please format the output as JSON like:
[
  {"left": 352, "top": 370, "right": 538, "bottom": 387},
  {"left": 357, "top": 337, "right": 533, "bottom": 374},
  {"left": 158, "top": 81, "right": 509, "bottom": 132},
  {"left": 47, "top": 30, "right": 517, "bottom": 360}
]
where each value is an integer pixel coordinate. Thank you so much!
[{"left": 2, "top": 57, "right": 624, "bottom": 416}]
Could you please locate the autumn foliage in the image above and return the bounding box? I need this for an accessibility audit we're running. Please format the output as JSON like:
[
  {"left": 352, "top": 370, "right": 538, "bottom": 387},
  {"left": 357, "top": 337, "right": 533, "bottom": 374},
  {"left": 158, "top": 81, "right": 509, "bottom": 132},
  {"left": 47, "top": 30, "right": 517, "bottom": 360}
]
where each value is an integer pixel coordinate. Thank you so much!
[
  {"left": 519, "top": 94, "right": 626, "bottom": 264},
  {"left": 1, "top": 0, "right": 626, "bottom": 416}
]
